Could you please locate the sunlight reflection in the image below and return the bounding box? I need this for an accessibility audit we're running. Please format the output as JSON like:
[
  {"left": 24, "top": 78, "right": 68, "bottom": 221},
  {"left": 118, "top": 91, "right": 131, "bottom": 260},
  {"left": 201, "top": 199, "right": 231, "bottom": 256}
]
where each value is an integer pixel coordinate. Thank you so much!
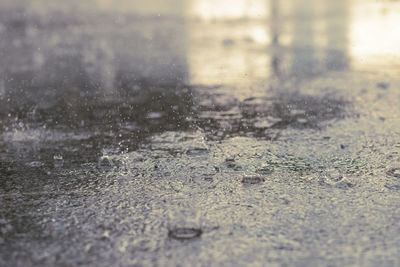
[
  {"left": 189, "top": 0, "right": 267, "bottom": 21},
  {"left": 94, "top": 0, "right": 185, "bottom": 15},
  {"left": 350, "top": 0, "right": 400, "bottom": 67},
  {"left": 187, "top": 0, "right": 270, "bottom": 90},
  {"left": 187, "top": 22, "right": 270, "bottom": 89}
]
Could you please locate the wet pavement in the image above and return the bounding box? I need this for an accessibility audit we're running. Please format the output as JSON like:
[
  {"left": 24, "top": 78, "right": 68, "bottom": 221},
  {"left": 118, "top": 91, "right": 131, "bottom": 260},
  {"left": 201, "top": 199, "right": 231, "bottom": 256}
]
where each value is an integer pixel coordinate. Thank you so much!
[{"left": 0, "top": 0, "right": 400, "bottom": 266}]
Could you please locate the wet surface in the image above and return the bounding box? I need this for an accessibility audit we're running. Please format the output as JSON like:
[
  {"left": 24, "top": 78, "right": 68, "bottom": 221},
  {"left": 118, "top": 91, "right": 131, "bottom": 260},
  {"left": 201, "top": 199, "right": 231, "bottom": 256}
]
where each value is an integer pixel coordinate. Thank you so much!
[{"left": 0, "top": 0, "right": 400, "bottom": 266}]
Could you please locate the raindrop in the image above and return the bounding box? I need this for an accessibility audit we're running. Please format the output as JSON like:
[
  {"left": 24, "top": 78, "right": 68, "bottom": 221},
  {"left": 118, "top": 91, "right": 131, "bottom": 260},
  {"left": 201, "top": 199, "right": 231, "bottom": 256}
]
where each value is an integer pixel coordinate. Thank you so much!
[
  {"left": 241, "top": 175, "right": 265, "bottom": 185},
  {"left": 297, "top": 118, "right": 308, "bottom": 124},
  {"left": 146, "top": 112, "right": 163, "bottom": 119},
  {"left": 224, "top": 157, "right": 242, "bottom": 170},
  {"left": 191, "top": 175, "right": 219, "bottom": 189},
  {"left": 26, "top": 161, "right": 44, "bottom": 167},
  {"left": 186, "top": 147, "right": 208, "bottom": 157},
  {"left": 98, "top": 156, "right": 113, "bottom": 170},
  {"left": 101, "top": 230, "right": 111, "bottom": 240},
  {"left": 53, "top": 154, "right": 64, "bottom": 168},
  {"left": 340, "top": 144, "right": 348, "bottom": 149},
  {"left": 322, "top": 169, "right": 355, "bottom": 189},
  {"left": 98, "top": 148, "right": 119, "bottom": 170},
  {"left": 386, "top": 168, "right": 400, "bottom": 178},
  {"left": 0, "top": 79, "right": 5, "bottom": 99},
  {"left": 256, "top": 165, "right": 274, "bottom": 175},
  {"left": 225, "top": 157, "right": 235, "bottom": 162},
  {"left": 168, "top": 227, "right": 202, "bottom": 240},
  {"left": 335, "top": 180, "right": 355, "bottom": 189},
  {"left": 324, "top": 168, "right": 343, "bottom": 183},
  {"left": 254, "top": 117, "right": 281, "bottom": 128},
  {"left": 385, "top": 184, "right": 400, "bottom": 190}
]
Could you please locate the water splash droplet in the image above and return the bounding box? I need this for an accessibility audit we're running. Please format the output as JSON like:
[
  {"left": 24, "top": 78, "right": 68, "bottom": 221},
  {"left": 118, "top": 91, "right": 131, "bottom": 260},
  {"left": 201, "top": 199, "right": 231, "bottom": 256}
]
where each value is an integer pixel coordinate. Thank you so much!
[
  {"left": 53, "top": 154, "right": 64, "bottom": 168},
  {"left": 26, "top": 161, "right": 44, "bottom": 168}
]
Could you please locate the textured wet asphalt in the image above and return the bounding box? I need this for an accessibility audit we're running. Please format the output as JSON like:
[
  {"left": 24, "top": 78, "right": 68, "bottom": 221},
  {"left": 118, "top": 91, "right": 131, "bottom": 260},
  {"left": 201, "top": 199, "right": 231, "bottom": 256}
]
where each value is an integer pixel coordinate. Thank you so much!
[{"left": 0, "top": 0, "right": 400, "bottom": 266}]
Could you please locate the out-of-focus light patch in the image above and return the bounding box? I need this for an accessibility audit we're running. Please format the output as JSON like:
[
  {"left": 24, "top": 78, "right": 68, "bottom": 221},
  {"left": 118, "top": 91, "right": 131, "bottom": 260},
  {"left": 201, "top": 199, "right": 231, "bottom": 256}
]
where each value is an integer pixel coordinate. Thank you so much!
[
  {"left": 248, "top": 26, "right": 269, "bottom": 44},
  {"left": 188, "top": 42, "right": 270, "bottom": 86},
  {"left": 187, "top": 22, "right": 270, "bottom": 98},
  {"left": 187, "top": 0, "right": 270, "bottom": 91},
  {"left": 94, "top": 0, "right": 185, "bottom": 16},
  {"left": 350, "top": 0, "right": 400, "bottom": 67},
  {"left": 189, "top": 0, "right": 267, "bottom": 21}
]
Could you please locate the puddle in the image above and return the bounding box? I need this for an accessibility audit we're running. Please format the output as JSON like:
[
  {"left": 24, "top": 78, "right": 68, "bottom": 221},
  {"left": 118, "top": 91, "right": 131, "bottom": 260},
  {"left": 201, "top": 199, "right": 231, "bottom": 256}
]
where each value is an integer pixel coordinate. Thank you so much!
[{"left": 1, "top": 0, "right": 400, "bottom": 266}]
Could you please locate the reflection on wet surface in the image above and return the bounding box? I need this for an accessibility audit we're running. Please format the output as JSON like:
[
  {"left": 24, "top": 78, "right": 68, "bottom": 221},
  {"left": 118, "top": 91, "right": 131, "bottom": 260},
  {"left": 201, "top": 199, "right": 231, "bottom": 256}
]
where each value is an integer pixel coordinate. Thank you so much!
[{"left": 0, "top": 0, "right": 400, "bottom": 266}]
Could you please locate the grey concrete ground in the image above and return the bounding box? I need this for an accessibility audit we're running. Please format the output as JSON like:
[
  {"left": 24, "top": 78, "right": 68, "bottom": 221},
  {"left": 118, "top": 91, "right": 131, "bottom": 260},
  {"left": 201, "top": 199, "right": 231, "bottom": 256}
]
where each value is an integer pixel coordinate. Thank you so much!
[{"left": 0, "top": 0, "right": 400, "bottom": 266}]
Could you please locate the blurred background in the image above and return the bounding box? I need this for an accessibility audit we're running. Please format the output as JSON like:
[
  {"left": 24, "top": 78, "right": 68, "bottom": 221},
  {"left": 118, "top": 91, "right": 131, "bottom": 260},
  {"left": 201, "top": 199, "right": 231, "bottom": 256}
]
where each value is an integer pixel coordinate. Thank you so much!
[
  {"left": 1, "top": 1, "right": 400, "bottom": 266},
  {"left": 1, "top": 0, "right": 399, "bottom": 163}
]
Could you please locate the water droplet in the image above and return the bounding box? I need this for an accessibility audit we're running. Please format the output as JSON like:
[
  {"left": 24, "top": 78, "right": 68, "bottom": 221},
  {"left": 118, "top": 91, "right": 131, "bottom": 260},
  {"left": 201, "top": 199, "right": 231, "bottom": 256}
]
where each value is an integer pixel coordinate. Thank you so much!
[
  {"left": 335, "top": 180, "right": 355, "bottom": 189},
  {"left": 26, "top": 161, "right": 44, "bottom": 167},
  {"left": 0, "top": 79, "right": 5, "bottom": 99},
  {"left": 324, "top": 168, "right": 343, "bottom": 183},
  {"left": 146, "top": 112, "right": 163, "bottom": 119},
  {"left": 241, "top": 175, "right": 265, "bottom": 185},
  {"left": 224, "top": 157, "right": 242, "bottom": 170},
  {"left": 225, "top": 157, "right": 235, "bottom": 162},
  {"left": 254, "top": 117, "right": 281, "bottom": 128},
  {"left": 256, "top": 165, "right": 274, "bottom": 175},
  {"left": 386, "top": 168, "right": 400, "bottom": 178},
  {"left": 168, "top": 227, "right": 202, "bottom": 240},
  {"left": 384, "top": 184, "right": 400, "bottom": 190},
  {"left": 186, "top": 147, "right": 208, "bottom": 157},
  {"left": 53, "top": 154, "right": 64, "bottom": 168},
  {"left": 101, "top": 230, "right": 111, "bottom": 240},
  {"left": 98, "top": 156, "right": 113, "bottom": 170},
  {"left": 297, "top": 118, "right": 308, "bottom": 124},
  {"left": 322, "top": 169, "right": 355, "bottom": 189}
]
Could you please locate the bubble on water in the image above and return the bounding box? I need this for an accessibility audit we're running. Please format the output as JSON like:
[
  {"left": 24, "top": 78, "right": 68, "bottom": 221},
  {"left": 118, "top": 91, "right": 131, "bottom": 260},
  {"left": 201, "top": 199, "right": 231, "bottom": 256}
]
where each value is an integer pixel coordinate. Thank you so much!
[
  {"left": 241, "top": 175, "right": 265, "bottom": 185},
  {"left": 53, "top": 154, "right": 64, "bottom": 168},
  {"left": 324, "top": 168, "right": 344, "bottom": 183},
  {"left": 386, "top": 167, "right": 400, "bottom": 178},
  {"left": 322, "top": 168, "right": 355, "bottom": 188},
  {"left": 168, "top": 227, "right": 202, "bottom": 240}
]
